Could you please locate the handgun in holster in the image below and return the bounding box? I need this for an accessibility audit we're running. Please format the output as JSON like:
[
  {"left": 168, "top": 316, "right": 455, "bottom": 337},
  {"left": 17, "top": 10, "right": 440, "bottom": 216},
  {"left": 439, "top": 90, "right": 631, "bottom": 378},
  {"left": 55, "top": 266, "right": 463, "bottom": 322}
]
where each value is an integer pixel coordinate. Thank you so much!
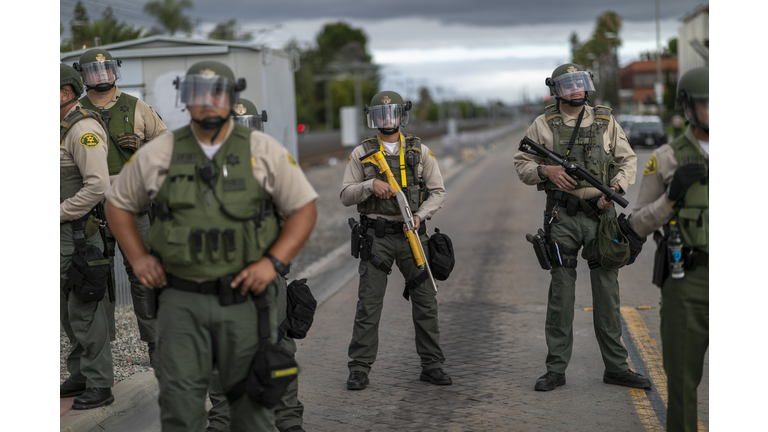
[{"left": 526, "top": 229, "right": 554, "bottom": 270}]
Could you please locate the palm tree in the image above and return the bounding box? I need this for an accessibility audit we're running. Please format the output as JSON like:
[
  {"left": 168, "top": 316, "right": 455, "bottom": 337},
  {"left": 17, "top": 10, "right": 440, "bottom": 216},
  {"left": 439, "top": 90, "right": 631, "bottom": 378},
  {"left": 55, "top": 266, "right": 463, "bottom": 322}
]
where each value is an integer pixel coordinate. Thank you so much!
[{"left": 143, "top": 0, "right": 195, "bottom": 36}]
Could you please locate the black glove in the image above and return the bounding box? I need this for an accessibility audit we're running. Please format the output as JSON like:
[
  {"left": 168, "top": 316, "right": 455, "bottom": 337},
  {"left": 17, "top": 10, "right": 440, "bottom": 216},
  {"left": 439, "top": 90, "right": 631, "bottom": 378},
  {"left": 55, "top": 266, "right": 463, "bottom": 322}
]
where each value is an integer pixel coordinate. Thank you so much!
[
  {"left": 667, "top": 163, "right": 707, "bottom": 202},
  {"left": 117, "top": 132, "right": 142, "bottom": 150}
]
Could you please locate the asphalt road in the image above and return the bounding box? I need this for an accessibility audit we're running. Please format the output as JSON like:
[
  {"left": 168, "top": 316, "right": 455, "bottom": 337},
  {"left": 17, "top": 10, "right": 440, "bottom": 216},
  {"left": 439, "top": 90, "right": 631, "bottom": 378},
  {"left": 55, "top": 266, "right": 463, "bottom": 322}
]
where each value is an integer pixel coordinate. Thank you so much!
[{"left": 96, "top": 137, "right": 709, "bottom": 431}]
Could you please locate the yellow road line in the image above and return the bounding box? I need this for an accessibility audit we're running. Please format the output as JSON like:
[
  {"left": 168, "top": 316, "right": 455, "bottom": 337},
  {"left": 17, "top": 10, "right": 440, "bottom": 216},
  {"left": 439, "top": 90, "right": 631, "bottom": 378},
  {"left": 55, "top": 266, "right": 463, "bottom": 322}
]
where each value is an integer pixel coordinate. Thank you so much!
[{"left": 620, "top": 307, "right": 708, "bottom": 432}]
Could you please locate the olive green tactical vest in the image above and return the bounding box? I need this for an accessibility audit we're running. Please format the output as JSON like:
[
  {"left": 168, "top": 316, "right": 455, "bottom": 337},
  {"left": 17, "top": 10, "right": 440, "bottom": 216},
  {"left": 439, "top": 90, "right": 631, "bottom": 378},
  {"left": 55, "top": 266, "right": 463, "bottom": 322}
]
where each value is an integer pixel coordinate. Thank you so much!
[
  {"left": 80, "top": 92, "right": 138, "bottom": 176},
  {"left": 537, "top": 104, "right": 617, "bottom": 191},
  {"left": 357, "top": 134, "right": 427, "bottom": 216},
  {"left": 146, "top": 124, "right": 280, "bottom": 279},
  {"left": 669, "top": 135, "right": 709, "bottom": 253},
  {"left": 60, "top": 107, "right": 108, "bottom": 203}
]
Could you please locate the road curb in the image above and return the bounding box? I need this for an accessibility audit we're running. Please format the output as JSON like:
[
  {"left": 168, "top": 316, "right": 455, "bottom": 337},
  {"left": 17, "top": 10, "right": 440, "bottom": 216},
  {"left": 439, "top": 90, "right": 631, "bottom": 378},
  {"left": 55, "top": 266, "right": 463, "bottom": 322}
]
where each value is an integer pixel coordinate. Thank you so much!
[{"left": 61, "top": 372, "right": 159, "bottom": 431}]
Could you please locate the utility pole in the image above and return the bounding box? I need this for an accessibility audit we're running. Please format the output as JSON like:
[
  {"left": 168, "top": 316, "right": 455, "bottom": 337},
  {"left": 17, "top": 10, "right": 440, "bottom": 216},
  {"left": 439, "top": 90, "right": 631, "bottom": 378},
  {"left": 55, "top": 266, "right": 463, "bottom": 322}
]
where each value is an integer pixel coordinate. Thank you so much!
[{"left": 654, "top": 0, "right": 664, "bottom": 109}]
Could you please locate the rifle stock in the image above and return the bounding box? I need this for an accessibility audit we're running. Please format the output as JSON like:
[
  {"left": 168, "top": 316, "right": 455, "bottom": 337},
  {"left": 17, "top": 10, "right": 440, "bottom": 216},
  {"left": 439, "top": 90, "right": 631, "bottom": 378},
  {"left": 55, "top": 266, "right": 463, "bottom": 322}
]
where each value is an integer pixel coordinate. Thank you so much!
[{"left": 518, "top": 136, "right": 629, "bottom": 208}]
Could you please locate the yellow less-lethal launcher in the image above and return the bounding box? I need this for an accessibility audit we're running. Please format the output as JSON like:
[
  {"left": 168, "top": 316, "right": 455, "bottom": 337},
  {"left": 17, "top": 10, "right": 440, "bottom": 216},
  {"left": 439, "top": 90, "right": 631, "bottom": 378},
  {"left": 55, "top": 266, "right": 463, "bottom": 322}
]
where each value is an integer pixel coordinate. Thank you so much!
[{"left": 360, "top": 149, "right": 438, "bottom": 292}]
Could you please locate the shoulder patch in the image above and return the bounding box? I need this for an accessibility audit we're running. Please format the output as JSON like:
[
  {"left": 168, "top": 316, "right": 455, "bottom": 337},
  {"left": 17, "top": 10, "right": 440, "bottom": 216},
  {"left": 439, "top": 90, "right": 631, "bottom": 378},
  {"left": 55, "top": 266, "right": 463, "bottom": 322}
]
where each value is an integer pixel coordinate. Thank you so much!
[
  {"left": 643, "top": 154, "right": 658, "bottom": 175},
  {"left": 125, "top": 152, "right": 137, "bottom": 166},
  {"left": 79, "top": 132, "right": 101, "bottom": 148},
  {"left": 429, "top": 149, "right": 435, "bottom": 159},
  {"left": 347, "top": 153, "right": 353, "bottom": 164},
  {"left": 287, "top": 152, "right": 300, "bottom": 168}
]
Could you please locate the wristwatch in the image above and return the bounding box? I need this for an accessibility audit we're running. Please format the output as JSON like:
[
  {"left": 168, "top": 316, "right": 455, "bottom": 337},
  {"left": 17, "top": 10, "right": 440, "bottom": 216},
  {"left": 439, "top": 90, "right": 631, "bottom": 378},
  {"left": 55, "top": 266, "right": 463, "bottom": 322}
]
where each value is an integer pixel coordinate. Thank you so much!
[{"left": 266, "top": 254, "right": 289, "bottom": 276}]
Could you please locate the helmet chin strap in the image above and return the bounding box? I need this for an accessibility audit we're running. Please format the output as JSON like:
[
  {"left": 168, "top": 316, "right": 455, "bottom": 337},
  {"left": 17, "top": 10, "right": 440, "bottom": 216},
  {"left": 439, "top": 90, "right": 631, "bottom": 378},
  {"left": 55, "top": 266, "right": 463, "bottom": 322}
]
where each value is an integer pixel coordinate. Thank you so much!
[
  {"left": 378, "top": 126, "right": 399, "bottom": 135},
  {"left": 558, "top": 93, "right": 589, "bottom": 107},
  {"left": 60, "top": 97, "right": 77, "bottom": 109},
  {"left": 193, "top": 116, "right": 228, "bottom": 143},
  {"left": 86, "top": 83, "right": 115, "bottom": 93}
]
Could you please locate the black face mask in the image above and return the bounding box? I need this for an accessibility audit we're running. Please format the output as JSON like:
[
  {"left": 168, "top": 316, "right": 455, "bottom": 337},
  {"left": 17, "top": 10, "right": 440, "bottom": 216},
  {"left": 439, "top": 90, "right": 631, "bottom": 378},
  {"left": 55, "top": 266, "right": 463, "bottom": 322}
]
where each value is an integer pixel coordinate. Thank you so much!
[
  {"left": 87, "top": 83, "right": 115, "bottom": 93},
  {"left": 378, "top": 126, "right": 399, "bottom": 136}
]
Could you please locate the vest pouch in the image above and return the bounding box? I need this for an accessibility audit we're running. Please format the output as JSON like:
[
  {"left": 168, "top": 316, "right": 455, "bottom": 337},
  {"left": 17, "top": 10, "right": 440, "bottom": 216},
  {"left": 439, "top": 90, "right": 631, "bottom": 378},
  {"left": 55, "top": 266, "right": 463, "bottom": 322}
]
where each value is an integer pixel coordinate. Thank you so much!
[
  {"left": 208, "top": 229, "right": 223, "bottom": 263},
  {"left": 677, "top": 207, "right": 708, "bottom": 249},
  {"left": 167, "top": 169, "right": 197, "bottom": 210},
  {"left": 147, "top": 222, "right": 193, "bottom": 266},
  {"left": 243, "top": 221, "right": 261, "bottom": 263},
  {"left": 408, "top": 186, "right": 420, "bottom": 207},
  {"left": 192, "top": 229, "right": 207, "bottom": 263},
  {"left": 223, "top": 228, "right": 241, "bottom": 262}
]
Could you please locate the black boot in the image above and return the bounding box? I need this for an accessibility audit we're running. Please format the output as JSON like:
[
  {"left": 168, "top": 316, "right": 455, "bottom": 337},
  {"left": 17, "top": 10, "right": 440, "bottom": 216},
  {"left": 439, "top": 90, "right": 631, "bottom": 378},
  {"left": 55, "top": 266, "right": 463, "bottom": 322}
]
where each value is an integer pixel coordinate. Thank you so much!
[
  {"left": 72, "top": 388, "right": 115, "bottom": 410},
  {"left": 420, "top": 368, "right": 452, "bottom": 385},
  {"left": 60, "top": 379, "right": 87, "bottom": 398},
  {"left": 603, "top": 369, "right": 651, "bottom": 389},
  {"left": 534, "top": 371, "right": 566, "bottom": 391},
  {"left": 346, "top": 370, "right": 369, "bottom": 390}
]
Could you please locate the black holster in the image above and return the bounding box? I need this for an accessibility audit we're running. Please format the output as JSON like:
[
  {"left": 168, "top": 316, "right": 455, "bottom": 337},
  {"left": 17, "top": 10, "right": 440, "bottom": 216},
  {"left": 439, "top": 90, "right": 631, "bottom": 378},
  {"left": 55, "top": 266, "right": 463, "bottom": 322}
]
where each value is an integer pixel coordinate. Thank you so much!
[{"left": 652, "top": 229, "right": 669, "bottom": 288}]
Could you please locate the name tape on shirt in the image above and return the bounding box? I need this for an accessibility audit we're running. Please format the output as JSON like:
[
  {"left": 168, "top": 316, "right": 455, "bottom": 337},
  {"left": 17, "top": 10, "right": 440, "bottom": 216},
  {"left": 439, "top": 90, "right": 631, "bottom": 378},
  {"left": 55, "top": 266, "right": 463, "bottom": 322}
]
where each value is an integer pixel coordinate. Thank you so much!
[{"left": 79, "top": 132, "right": 101, "bottom": 148}]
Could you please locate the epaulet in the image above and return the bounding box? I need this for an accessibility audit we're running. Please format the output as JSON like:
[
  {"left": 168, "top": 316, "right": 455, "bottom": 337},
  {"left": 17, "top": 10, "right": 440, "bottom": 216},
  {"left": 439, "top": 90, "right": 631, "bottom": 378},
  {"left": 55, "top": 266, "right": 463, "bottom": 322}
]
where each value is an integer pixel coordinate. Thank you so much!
[
  {"left": 544, "top": 104, "right": 562, "bottom": 124},
  {"left": 404, "top": 134, "right": 422, "bottom": 148},
  {"left": 594, "top": 105, "right": 613, "bottom": 122}
]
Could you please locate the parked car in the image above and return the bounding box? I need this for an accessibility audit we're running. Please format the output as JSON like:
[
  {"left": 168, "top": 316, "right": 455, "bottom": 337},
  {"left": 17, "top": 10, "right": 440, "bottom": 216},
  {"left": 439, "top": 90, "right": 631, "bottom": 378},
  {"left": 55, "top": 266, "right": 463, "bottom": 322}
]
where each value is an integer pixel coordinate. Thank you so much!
[
  {"left": 615, "top": 114, "right": 635, "bottom": 132},
  {"left": 627, "top": 115, "right": 668, "bottom": 148}
]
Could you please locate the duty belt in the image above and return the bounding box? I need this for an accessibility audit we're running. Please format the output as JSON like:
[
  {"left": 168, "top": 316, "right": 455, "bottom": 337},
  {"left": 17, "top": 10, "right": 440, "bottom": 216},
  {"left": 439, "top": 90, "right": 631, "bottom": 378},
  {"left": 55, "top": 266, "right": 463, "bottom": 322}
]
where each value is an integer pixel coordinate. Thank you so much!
[
  {"left": 167, "top": 273, "right": 251, "bottom": 306},
  {"left": 360, "top": 214, "right": 427, "bottom": 236}
]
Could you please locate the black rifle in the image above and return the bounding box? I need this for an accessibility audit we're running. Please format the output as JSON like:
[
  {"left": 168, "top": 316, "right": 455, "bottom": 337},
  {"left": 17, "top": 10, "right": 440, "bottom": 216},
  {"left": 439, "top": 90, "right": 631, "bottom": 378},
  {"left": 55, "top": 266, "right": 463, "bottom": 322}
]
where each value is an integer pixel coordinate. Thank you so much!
[{"left": 518, "top": 136, "right": 629, "bottom": 208}]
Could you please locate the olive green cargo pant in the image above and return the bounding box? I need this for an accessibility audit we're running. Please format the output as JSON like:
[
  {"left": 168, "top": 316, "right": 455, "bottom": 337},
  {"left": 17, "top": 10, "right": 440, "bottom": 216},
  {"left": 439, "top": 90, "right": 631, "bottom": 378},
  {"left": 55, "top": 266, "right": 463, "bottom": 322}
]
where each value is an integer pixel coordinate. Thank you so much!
[
  {"left": 103, "top": 212, "right": 155, "bottom": 343},
  {"left": 154, "top": 282, "right": 278, "bottom": 432},
  {"left": 348, "top": 228, "right": 445, "bottom": 374},
  {"left": 60, "top": 222, "right": 114, "bottom": 388},
  {"left": 545, "top": 207, "right": 629, "bottom": 374},
  {"left": 207, "top": 275, "right": 304, "bottom": 432},
  {"left": 661, "top": 265, "right": 708, "bottom": 432}
]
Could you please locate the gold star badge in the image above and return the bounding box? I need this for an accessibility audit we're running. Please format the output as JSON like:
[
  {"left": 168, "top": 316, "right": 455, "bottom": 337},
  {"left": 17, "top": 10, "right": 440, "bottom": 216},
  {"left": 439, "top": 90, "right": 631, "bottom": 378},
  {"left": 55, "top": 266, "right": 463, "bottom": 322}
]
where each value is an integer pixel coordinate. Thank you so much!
[
  {"left": 95, "top": 53, "right": 106, "bottom": 62},
  {"left": 79, "top": 132, "right": 100, "bottom": 148},
  {"left": 566, "top": 66, "right": 577, "bottom": 73},
  {"left": 382, "top": 96, "right": 391, "bottom": 104},
  {"left": 234, "top": 104, "right": 247, "bottom": 115},
  {"left": 199, "top": 68, "right": 216, "bottom": 79}
]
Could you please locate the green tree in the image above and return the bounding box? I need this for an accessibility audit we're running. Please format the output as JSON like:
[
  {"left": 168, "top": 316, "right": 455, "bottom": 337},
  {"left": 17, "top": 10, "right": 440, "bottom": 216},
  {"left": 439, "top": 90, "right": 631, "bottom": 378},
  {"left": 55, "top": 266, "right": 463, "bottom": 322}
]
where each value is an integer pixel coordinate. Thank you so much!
[
  {"left": 668, "top": 37, "right": 678, "bottom": 55},
  {"left": 143, "top": 0, "right": 195, "bottom": 36},
  {"left": 208, "top": 19, "right": 253, "bottom": 42},
  {"left": 571, "top": 11, "right": 623, "bottom": 108},
  {"left": 290, "top": 22, "right": 380, "bottom": 130},
  {"left": 61, "top": 2, "right": 148, "bottom": 52}
]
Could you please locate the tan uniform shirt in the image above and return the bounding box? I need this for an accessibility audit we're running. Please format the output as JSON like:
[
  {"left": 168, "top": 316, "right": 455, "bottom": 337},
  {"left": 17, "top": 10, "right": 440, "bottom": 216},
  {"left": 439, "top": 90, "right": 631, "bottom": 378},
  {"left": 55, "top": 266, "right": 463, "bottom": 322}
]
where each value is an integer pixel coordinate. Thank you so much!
[
  {"left": 60, "top": 103, "right": 110, "bottom": 223},
  {"left": 513, "top": 105, "right": 637, "bottom": 199},
  {"left": 106, "top": 120, "right": 318, "bottom": 217},
  {"left": 85, "top": 87, "right": 168, "bottom": 142},
  {"left": 340, "top": 136, "right": 446, "bottom": 222},
  {"left": 629, "top": 127, "right": 708, "bottom": 237}
]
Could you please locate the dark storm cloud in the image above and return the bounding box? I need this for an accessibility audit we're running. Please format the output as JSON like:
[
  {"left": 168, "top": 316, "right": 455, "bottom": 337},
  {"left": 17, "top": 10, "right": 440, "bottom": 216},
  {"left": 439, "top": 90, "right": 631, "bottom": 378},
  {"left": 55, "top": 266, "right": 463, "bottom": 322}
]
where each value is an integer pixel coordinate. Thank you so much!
[{"left": 191, "top": 0, "right": 700, "bottom": 26}]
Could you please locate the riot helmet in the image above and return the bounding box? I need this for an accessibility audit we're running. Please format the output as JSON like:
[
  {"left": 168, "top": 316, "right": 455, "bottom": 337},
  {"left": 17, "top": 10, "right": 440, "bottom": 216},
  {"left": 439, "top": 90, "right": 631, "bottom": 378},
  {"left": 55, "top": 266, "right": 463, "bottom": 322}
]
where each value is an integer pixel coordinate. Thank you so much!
[
  {"left": 546, "top": 63, "right": 595, "bottom": 107},
  {"left": 174, "top": 61, "right": 246, "bottom": 131},
  {"left": 61, "top": 63, "right": 84, "bottom": 108},
  {"left": 232, "top": 98, "right": 268, "bottom": 131},
  {"left": 365, "top": 90, "right": 412, "bottom": 135},
  {"left": 675, "top": 67, "right": 708, "bottom": 134},
  {"left": 73, "top": 48, "right": 122, "bottom": 93}
]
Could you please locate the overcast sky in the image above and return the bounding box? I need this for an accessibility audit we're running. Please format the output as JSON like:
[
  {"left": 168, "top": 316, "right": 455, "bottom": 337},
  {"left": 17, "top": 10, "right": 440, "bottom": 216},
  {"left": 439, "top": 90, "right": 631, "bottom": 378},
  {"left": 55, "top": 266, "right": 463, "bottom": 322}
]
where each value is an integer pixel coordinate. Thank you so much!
[{"left": 60, "top": 0, "right": 707, "bottom": 104}]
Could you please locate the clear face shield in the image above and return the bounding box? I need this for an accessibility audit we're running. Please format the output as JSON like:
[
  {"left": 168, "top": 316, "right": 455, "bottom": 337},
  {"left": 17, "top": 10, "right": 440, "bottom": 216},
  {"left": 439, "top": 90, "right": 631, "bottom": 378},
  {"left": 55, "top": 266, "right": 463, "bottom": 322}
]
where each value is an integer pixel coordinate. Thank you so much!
[
  {"left": 233, "top": 116, "right": 263, "bottom": 131},
  {"left": 176, "top": 75, "right": 237, "bottom": 110},
  {"left": 366, "top": 104, "right": 410, "bottom": 129},
  {"left": 80, "top": 60, "right": 121, "bottom": 86},
  {"left": 552, "top": 71, "right": 595, "bottom": 98}
]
